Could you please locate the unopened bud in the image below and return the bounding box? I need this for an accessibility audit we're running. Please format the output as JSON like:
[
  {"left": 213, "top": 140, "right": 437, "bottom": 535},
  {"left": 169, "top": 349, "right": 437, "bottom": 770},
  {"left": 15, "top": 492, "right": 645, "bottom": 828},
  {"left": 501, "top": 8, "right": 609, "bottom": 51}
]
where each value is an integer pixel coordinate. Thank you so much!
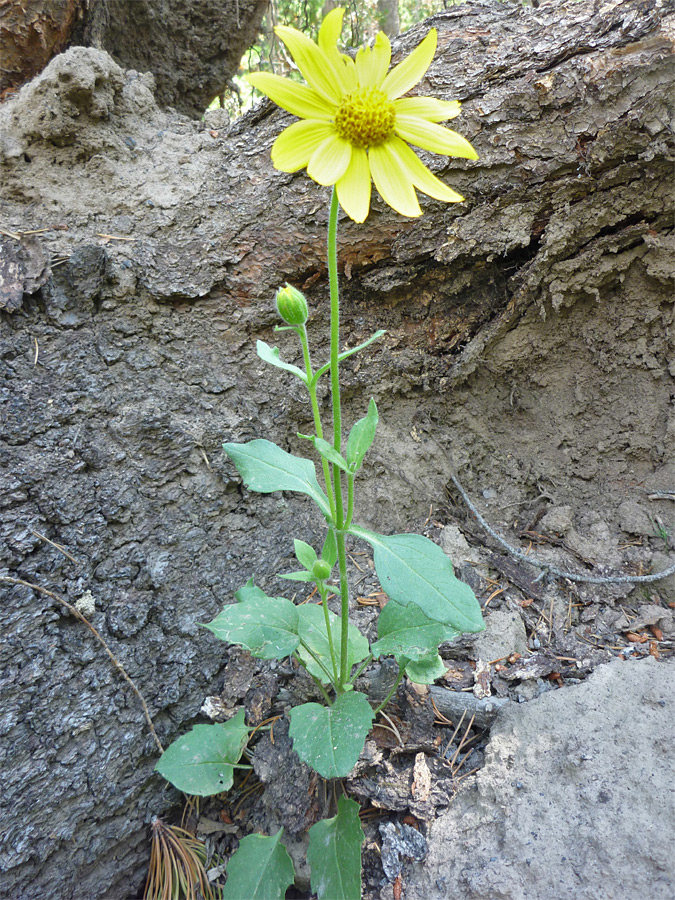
[
  {"left": 311, "top": 559, "right": 332, "bottom": 581},
  {"left": 275, "top": 283, "right": 309, "bottom": 326}
]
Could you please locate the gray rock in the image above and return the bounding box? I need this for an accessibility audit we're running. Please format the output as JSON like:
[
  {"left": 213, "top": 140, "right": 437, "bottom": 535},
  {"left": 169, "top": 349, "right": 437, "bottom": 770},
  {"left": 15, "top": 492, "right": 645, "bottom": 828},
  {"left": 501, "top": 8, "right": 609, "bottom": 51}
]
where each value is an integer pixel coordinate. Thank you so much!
[
  {"left": 652, "top": 551, "right": 675, "bottom": 605},
  {"left": 618, "top": 499, "right": 655, "bottom": 537},
  {"left": 473, "top": 608, "right": 529, "bottom": 662},
  {"left": 406, "top": 658, "right": 675, "bottom": 900},
  {"left": 439, "top": 525, "right": 474, "bottom": 564},
  {"left": 539, "top": 505, "right": 574, "bottom": 536}
]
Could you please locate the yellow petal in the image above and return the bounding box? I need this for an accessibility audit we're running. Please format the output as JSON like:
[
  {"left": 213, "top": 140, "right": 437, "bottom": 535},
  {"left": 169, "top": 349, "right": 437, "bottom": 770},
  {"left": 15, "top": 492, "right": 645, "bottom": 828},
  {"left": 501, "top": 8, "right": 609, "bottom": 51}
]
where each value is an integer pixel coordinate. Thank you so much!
[
  {"left": 336, "top": 147, "right": 371, "bottom": 223},
  {"left": 247, "top": 72, "right": 334, "bottom": 120},
  {"left": 332, "top": 51, "right": 358, "bottom": 93},
  {"left": 394, "top": 116, "right": 478, "bottom": 159},
  {"left": 275, "top": 25, "right": 343, "bottom": 103},
  {"left": 307, "top": 134, "right": 353, "bottom": 186},
  {"left": 355, "top": 31, "right": 391, "bottom": 89},
  {"left": 272, "top": 120, "right": 334, "bottom": 172},
  {"left": 369, "top": 141, "right": 421, "bottom": 218},
  {"left": 316, "top": 5, "right": 358, "bottom": 92},
  {"left": 318, "top": 6, "right": 345, "bottom": 53},
  {"left": 386, "top": 136, "right": 464, "bottom": 203},
  {"left": 393, "top": 97, "right": 461, "bottom": 122},
  {"left": 381, "top": 29, "right": 437, "bottom": 100}
]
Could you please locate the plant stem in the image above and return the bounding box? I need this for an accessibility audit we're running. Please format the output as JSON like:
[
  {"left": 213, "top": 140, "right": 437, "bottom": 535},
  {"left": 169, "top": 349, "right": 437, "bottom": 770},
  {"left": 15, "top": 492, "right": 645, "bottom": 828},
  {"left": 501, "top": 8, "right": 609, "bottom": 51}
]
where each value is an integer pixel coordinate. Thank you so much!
[
  {"left": 328, "top": 188, "right": 345, "bottom": 525},
  {"left": 345, "top": 473, "right": 355, "bottom": 530},
  {"left": 319, "top": 583, "right": 339, "bottom": 686},
  {"left": 327, "top": 187, "right": 352, "bottom": 690},
  {"left": 373, "top": 663, "right": 405, "bottom": 716},
  {"left": 336, "top": 530, "right": 351, "bottom": 687},
  {"left": 298, "top": 324, "right": 336, "bottom": 519}
]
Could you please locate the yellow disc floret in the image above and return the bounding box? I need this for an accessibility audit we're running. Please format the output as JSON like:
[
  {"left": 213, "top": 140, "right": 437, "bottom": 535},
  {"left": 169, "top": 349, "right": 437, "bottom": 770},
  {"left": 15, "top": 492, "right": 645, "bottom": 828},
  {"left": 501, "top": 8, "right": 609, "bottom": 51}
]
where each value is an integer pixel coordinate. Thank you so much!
[{"left": 334, "top": 88, "right": 396, "bottom": 149}]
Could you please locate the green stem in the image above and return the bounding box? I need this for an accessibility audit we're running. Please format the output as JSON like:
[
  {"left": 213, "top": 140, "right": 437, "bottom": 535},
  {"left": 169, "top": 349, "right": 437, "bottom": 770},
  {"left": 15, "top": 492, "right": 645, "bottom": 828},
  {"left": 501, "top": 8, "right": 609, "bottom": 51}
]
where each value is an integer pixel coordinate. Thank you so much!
[
  {"left": 298, "top": 324, "right": 336, "bottom": 519},
  {"left": 336, "top": 530, "right": 351, "bottom": 687},
  {"left": 345, "top": 474, "right": 355, "bottom": 531},
  {"left": 328, "top": 188, "right": 345, "bottom": 526},
  {"left": 319, "top": 583, "right": 339, "bottom": 686},
  {"left": 374, "top": 663, "right": 405, "bottom": 716},
  {"left": 327, "top": 187, "right": 352, "bottom": 692}
]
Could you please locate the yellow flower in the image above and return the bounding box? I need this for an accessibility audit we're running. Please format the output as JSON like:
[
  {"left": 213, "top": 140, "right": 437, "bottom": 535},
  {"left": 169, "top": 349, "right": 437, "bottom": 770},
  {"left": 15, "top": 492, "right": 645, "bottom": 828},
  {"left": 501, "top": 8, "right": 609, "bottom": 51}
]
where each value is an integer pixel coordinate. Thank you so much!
[{"left": 248, "top": 7, "right": 477, "bottom": 223}]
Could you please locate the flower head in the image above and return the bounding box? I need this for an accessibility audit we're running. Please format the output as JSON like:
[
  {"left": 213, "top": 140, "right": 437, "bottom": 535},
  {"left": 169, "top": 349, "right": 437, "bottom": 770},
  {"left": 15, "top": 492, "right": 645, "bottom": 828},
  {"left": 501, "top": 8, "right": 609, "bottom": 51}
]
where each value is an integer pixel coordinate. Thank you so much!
[{"left": 248, "top": 7, "right": 477, "bottom": 223}]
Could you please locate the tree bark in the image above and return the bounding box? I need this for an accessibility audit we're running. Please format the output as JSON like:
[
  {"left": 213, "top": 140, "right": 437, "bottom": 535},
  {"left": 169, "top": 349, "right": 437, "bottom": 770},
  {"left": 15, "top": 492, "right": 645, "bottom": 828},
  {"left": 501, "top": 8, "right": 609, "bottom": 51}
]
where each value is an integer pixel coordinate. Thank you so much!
[
  {"left": 0, "top": 0, "right": 84, "bottom": 99},
  {"left": 0, "top": 1, "right": 673, "bottom": 897},
  {"left": 377, "top": 0, "right": 400, "bottom": 37},
  {"left": 1, "top": 0, "right": 268, "bottom": 115}
]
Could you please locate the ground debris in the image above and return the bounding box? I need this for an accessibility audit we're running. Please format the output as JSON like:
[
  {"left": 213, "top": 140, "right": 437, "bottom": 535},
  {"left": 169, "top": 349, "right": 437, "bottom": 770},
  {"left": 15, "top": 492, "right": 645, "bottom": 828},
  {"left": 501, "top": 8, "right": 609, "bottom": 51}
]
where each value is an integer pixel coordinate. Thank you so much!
[{"left": 379, "top": 821, "right": 428, "bottom": 882}]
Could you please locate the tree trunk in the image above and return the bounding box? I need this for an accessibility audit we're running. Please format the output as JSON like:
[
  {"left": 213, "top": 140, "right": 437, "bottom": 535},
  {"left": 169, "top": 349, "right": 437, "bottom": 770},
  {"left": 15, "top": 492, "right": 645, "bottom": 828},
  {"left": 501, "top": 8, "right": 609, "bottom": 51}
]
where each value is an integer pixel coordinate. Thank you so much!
[
  {"left": 1, "top": 0, "right": 268, "bottom": 115},
  {"left": 377, "top": 0, "right": 400, "bottom": 37},
  {"left": 0, "top": 0, "right": 84, "bottom": 99},
  {"left": 0, "top": 1, "right": 673, "bottom": 897}
]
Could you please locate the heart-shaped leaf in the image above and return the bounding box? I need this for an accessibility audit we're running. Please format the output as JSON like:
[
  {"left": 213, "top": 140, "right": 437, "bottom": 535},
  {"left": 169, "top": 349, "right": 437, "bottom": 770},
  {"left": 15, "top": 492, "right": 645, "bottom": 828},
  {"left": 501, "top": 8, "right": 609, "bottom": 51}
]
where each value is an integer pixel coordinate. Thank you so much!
[
  {"left": 297, "top": 603, "right": 369, "bottom": 684},
  {"left": 223, "top": 439, "right": 330, "bottom": 516},
  {"left": 371, "top": 599, "right": 459, "bottom": 663},
  {"left": 350, "top": 527, "right": 484, "bottom": 633},
  {"left": 222, "top": 828, "right": 295, "bottom": 900},
  {"left": 308, "top": 796, "right": 364, "bottom": 900},
  {"left": 289, "top": 692, "right": 374, "bottom": 778},
  {"left": 204, "top": 581, "right": 299, "bottom": 659},
  {"left": 155, "top": 709, "right": 249, "bottom": 796}
]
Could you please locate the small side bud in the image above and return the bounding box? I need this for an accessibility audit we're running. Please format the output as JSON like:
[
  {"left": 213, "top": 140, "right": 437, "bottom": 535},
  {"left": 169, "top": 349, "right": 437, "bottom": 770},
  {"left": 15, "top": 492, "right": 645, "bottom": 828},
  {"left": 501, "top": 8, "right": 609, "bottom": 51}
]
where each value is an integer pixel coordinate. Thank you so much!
[
  {"left": 311, "top": 559, "right": 332, "bottom": 581},
  {"left": 275, "top": 283, "right": 309, "bottom": 326}
]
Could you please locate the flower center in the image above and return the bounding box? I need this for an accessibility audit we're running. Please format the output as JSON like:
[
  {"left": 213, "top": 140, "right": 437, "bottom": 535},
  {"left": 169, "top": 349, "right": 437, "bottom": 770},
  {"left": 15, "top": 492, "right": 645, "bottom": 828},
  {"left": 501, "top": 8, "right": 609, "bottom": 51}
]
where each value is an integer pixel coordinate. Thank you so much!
[{"left": 333, "top": 88, "right": 396, "bottom": 149}]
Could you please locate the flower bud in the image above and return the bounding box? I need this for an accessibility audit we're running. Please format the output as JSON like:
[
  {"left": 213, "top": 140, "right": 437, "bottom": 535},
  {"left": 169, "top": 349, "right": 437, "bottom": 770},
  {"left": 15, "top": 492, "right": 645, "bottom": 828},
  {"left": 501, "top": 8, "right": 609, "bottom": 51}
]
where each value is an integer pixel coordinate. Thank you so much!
[
  {"left": 311, "top": 559, "right": 332, "bottom": 581},
  {"left": 275, "top": 283, "right": 309, "bottom": 326}
]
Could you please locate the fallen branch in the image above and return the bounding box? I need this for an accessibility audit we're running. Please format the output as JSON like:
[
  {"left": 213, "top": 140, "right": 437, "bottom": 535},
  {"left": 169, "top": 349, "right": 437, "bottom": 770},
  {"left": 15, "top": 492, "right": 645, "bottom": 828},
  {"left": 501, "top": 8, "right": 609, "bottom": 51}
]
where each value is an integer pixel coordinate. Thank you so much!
[{"left": 450, "top": 474, "right": 675, "bottom": 586}]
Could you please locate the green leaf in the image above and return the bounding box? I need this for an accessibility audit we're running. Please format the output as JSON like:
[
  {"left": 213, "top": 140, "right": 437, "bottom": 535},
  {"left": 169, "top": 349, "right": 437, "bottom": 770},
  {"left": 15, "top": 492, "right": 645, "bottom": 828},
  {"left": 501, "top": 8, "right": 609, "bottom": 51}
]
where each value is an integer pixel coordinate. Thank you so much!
[
  {"left": 299, "top": 433, "right": 351, "bottom": 473},
  {"left": 289, "top": 692, "right": 375, "bottom": 778},
  {"left": 308, "top": 796, "right": 364, "bottom": 900},
  {"left": 371, "top": 599, "right": 459, "bottom": 663},
  {"left": 204, "top": 580, "right": 299, "bottom": 659},
  {"left": 313, "top": 330, "right": 387, "bottom": 382},
  {"left": 222, "top": 829, "right": 295, "bottom": 900},
  {"left": 223, "top": 439, "right": 330, "bottom": 516},
  {"left": 297, "top": 603, "right": 369, "bottom": 684},
  {"left": 278, "top": 569, "right": 316, "bottom": 582},
  {"left": 155, "top": 710, "right": 249, "bottom": 796},
  {"left": 405, "top": 651, "right": 447, "bottom": 684},
  {"left": 322, "top": 529, "right": 338, "bottom": 567},
  {"left": 349, "top": 527, "right": 485, "bottom": 633},
  {"left": 294, "top": 538, "right": 317, "bottom": 571},
  {"left": 257, "top": 340, "right": 307, "bottom": 383},
  {"left": 346, "top": 398, "right": 378, "bottom": 472}
]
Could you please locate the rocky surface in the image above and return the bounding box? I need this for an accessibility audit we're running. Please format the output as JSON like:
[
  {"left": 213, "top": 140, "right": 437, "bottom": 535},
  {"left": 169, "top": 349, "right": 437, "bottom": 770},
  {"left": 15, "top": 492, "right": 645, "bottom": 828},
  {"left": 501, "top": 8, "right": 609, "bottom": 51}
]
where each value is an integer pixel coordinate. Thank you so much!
[{"left": 404, "top": 657, "right": 675, "bottom": 900}]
